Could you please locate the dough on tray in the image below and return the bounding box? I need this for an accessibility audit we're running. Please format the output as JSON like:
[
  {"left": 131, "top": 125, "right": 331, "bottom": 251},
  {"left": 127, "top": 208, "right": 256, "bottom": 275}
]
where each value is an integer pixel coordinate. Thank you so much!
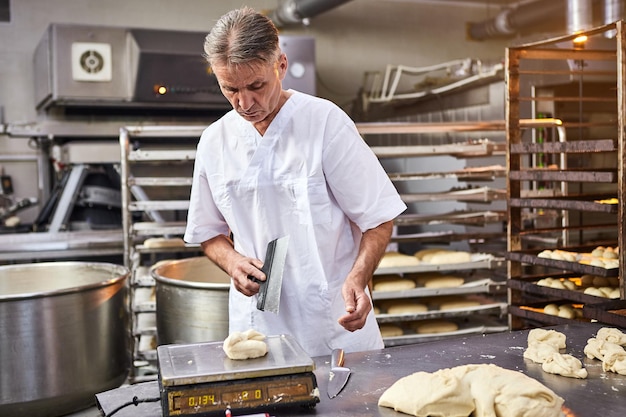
[
  {"left": 414, "top": 249, "right": 472, "bottom": 265},
  {"left": 373, "top": 275, "right": 416, "bottom": 292},
  {"left": 439, "top": 299, "right": 481, "bottom": 311},
  {"left": 378, "top": 251, "right": 420, "bottom": 268},
  {"left": 379, "top": 324, "right": 404, "bottom": 337},
  {"left": 223, "top": 329, "right": 268, "bottom": 360},
  {"left": 143, "top": 237, "right": 186, "bottom": 248},
  {"left": 419, "top": 275, "right": 465, "bottom": 288},
  {"left": 413, "top": 319, "right": 459, "bottom": 334},
  {"left": 378, "top": 364, "right": 564, "bottom": 417},
  {"left": 385, "top": 301, "right": 428, "bottom": 315}
]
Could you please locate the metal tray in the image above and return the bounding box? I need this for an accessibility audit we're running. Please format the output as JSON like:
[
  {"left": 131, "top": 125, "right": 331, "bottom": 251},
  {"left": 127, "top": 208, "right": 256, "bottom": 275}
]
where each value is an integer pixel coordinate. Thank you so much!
[
  {"left": 505, "top": 247, "right": 619, "bottom": 277},
  {"left": 509, "top": 195, "right": 618, "bottom": 213},
  {"left": 582, "top": 299, "right": 626, "bottom": 328},
  {"left": 508, "top": 278, "right": 619, "bottom": 304}
]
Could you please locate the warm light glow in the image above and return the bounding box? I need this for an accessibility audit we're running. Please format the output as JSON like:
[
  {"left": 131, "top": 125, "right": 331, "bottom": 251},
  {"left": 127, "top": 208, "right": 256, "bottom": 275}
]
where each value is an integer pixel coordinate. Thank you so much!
[
  {"left": 158, "top": 86, "right": 168, "bottom": 95},
  {"left": 573, "top": 34, "right": 588, "bottom": 44}
]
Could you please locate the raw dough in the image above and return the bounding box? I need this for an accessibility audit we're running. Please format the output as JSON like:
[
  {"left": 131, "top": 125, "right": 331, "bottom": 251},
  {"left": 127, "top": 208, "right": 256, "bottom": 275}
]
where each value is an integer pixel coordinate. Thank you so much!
[
  {"left": 378, "top": 364, "right": 564, "bottom": 417},
  {"left": 419, "top": 275, "right": 465, "bottom": 288},
  {"left": 527, "top": 328, "right": 566, "bottom": 349},
  {"left": 378, "top": 251, "right": 421, "bottom": 268},
  {"left": 379, "top": 324, "right": 404, "bottom": 337},
  {"left": 523, "top": 342, "right": 559, "bottom": 364},
  {"left": 602, "top": 350, "right": 626, "bottom": 375},
  {"left": 378, "top": 369, "right": 475, "bottom": 417},
  {"left": 373, "top": 276, "right": 416, "bottom": 292},
  {"left": 596, "top": 327, "right": 626, "bottom": 345},
  {"left": 413, "top": 320, "right": 459, "bottom": 334},
  {"left": 541, "top": 353, "right": 588, "bottom": 379},
  {"left": 415, "top": 249, "right": 472, "bottom": 264},
  {"left": 583, "top": 337, "right": 624, "bottom": 361},
  {"left": 143, "top": 237, "right": 186, "bottom": 248},
  {"left": 386, "top": 301, "right": 428, "bottom": 315},
  {"left": 222, "top": 329, "right": 268, "bottom": 360}
]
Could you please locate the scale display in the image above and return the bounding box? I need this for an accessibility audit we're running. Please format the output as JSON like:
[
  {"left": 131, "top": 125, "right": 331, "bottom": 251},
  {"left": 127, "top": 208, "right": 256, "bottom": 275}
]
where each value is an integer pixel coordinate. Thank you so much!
[{"left": 158, "top": 335, "right": 320, "bottom": 416}]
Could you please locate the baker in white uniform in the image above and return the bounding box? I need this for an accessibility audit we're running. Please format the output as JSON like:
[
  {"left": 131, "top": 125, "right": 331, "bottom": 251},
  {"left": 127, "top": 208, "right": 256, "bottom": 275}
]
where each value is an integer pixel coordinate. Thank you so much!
[{"left": 184, "top": 7, "right": 406, "bottom": 357}]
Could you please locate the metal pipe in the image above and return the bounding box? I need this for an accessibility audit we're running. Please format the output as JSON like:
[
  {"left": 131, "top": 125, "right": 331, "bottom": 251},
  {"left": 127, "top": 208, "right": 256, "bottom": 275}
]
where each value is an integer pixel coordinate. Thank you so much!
[
  {"left": 604, "top": 0, "right": 624, "bottom": 37},
  {"left": 468, "top": 0, "right": 566, "bottom": 40},
  {"left": 269, "top": 0, "right": 354, "bottom": 27},
  {"left": 567, "top": 0, "right": 593, "bottom": 34}
]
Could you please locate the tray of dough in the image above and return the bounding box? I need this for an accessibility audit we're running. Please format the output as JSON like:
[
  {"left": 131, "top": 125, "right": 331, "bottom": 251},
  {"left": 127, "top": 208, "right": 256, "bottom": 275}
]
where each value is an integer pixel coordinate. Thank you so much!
[
  {"left": 508, "top": 275, "right": 621, "bottom": 304},
  {"left": 372, "top": 277, "right": 499, "bottom": 300},
  {"left": 380, "top": 316, "right": 508, "bottom": 347},
  {"left": 505, "top": 244, "right": 619, "bottom": 277},
  {"left": 375, "top": 252, "right": 504, "bottom": 275},
  {"left": 374, "top": 297, "right": 507, "bottom": 324}
]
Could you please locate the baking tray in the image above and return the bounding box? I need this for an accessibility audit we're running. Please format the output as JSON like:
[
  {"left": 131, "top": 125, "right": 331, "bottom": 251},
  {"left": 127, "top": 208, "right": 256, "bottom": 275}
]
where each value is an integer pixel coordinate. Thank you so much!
[
  {"left": 509, "top": 138, "right": 617, "bottom": 154},
  {"left": 375, "top": 301, "right": 507, "bottom": 323},
  {"left": 582, "top": 299, "right": 626, "bottom": 328},
  {"left": 509, "top": 304, "right": 591, "bottom": 327},
  {"left": 508, "top": 278, "right": 619, "bottom": 304},
  {"left": 508, "top": 168, "right": 617, "bottom": 183},
  {"left": 505, "top": 246, "right": 619, "bottom": 277},
  {"left": 374, "top": 255, "right": 505, "bottom": 275},
  {"left": 382, "top": 316, "right": 508, "bottom": 347},
  {"left": 509, "top": 195, "right": 618, "bottom": 212},
  {"left": 372, "top": 278, "right": 503, "bottom": 300}
]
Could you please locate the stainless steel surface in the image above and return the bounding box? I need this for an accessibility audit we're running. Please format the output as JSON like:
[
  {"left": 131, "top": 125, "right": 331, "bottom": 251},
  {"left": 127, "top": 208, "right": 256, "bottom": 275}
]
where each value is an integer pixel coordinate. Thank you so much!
[
  {"left": 0, "top": 261, "right": 130, "bottom": 417},
  {"left": 256, "top": 236, "right": 289, "bottom": 313},
  {"left": 96, "top": 323, "right": 626, "bottom": 417},
  {"left": 158, "top": 334, "right": 315, "bottom": 387},
  {"left": 327, "top": 348, "right": 350, "bottom": 398},
  {"left": 151, "top": 257, "right": 230, "bottom": 345}
]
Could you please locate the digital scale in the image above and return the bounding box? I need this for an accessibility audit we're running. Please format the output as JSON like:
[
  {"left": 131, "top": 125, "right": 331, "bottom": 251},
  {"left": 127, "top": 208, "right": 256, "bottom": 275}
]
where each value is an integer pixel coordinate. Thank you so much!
[{"left": 157, "top": 335, "right": 320, "bottom": 416}]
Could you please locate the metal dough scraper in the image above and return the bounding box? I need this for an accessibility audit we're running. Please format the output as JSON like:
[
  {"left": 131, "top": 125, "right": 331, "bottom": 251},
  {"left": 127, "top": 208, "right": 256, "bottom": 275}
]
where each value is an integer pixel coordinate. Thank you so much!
[{"left": 254, "top": 235, "right": 289, "bottom": 314}]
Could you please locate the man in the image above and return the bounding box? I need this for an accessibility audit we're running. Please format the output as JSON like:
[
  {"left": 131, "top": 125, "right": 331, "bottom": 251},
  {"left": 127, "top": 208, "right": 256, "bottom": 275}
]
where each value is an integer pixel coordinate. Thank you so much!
[{"left": 184, "top": 7, "right": 406, "bottom": 357}]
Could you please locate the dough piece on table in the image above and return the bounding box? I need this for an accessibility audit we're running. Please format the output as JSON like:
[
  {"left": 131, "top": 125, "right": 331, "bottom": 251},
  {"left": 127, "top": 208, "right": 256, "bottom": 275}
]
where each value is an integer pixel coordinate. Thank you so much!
[
  {"left": 523, "top": 342, "right": 559, "bottom": 364},
  {"left": 583, "top": 337, "right": 624, "bottom": 361},
  {"left": 143, "top": 237, "right": 186, "bottom": 248},
  {"left": 414, "top": 319, "right": 459, "bottom": 334},
  {"left": 379, "top": 324, "right": 404, "bottom": 337},
  {"left": 602, "top": 350, "right": 626, "bottom": 375},
  {"left": 596, "top": 327, "right": 626, "bottom": 346},
  {"left": 223, "top": 329, "right": 268, "bottom": 360},
  {"left": 378, "top": 251, "right": 420, "bottom": 268},
  {"left": 527, "top": 328, "right": 566, "bottom": 349},
  {"left": 373, "top": 275, "right": 416, "bottom": 292},
  {"left": 541, "top": 353, "right": 588, "bottom": 379},
  {"left": 415, "top": 249, "right": 472, "bottom": 265},
  {"left": 462, "top": 364, "right": 564, "bottom": 417},
  {"left": 378, "top": 369, "right": 475, "bottom": 417},
  {"left": 386, "top": 301, "right": 428, "bottom": 315}
]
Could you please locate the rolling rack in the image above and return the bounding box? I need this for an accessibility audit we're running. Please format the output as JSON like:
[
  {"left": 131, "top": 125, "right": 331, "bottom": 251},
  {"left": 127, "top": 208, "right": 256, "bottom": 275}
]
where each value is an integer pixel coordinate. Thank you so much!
[
  {"left": 356, "top": 121, "right": 512, "bottom": 346},
  {"left": 505, "top": 21, "right": 626, "bottom": 330},
  {"left": 119, "top": 125, "right": 205, "bottom": 381}
]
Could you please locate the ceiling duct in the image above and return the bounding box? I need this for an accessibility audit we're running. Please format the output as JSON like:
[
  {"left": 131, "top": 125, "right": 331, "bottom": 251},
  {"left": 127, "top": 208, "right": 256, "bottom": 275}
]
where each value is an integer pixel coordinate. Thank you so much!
[
  {"left": 269, "top": 0, "right": 354, "bottom": 27},
  {"left": 567, "top": 0, "right": 593, "bottom": 33},
  {"left": 468, "top": 0, "right": 566, "bottom": 40}
]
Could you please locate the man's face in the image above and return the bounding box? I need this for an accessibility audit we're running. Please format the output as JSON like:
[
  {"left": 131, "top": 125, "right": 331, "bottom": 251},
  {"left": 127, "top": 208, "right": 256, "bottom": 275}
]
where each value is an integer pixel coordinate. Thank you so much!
[{"left": 212, "top": 54, "right": 287, "bottom": 125}]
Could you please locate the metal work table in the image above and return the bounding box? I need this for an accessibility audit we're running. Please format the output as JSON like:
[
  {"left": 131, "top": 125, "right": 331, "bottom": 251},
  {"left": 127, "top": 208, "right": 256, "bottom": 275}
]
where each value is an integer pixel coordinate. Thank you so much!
[{"left": 96, "top": 322, "right": 626, "bottom": 417}]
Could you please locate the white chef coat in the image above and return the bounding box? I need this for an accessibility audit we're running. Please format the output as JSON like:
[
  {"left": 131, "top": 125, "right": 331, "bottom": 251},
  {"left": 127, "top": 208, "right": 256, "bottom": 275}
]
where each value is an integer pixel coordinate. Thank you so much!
[{"left": 184, "top": 90, "right": 406, "bottom": 357}]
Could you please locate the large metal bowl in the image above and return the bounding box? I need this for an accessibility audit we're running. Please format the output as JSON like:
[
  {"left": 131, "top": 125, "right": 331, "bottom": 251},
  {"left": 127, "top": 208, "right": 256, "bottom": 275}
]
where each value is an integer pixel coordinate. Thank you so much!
[
  {"left": 151, "top": 256, "right": 230, "bottom": 345},
  {"left": 0, "top": 261, "right": 130, "bottom": 416}
]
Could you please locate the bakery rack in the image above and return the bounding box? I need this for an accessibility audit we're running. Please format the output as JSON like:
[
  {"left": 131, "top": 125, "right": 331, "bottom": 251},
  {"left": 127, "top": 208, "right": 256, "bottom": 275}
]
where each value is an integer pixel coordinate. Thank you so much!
[
  {"left": 119, "top": 125, "right": 204, "bottom": 381},
  {"left": 505, "top": 21, "right": 626, "bottom": 329}
]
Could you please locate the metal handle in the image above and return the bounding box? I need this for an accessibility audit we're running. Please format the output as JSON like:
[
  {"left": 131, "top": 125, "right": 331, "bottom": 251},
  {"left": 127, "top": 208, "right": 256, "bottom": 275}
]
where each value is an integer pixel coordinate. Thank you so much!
[{"left": 331, "top": 348, "right": 345, "bottom": 368}]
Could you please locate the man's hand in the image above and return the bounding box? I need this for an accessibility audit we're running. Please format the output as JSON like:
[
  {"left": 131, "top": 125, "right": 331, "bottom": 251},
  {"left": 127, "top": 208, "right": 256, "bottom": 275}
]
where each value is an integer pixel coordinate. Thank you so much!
[
  {"left": 337, "top": 277, "right": 372, "bottom": 331},
  {"left": 201, "top": 234, "right": 264, "bottom": 297}
]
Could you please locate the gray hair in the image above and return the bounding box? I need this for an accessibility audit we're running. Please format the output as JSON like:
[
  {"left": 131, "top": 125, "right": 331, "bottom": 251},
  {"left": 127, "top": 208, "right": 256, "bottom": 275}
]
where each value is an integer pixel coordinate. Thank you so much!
[{"left": 204, "top": 7, "right": 280, "bottom": 68}]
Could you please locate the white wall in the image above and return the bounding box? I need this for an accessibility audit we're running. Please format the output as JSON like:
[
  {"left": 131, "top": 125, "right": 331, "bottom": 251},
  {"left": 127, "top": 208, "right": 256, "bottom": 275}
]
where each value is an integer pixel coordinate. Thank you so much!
[{"left": 0, "top": 0, "right": 510, "bottom": 221}]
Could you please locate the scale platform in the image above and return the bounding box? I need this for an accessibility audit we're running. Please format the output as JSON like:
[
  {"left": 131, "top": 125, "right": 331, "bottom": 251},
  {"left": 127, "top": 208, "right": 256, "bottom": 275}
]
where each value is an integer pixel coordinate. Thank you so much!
[{"left": 157, "top": 334, "right": 320, "bottom": 416}]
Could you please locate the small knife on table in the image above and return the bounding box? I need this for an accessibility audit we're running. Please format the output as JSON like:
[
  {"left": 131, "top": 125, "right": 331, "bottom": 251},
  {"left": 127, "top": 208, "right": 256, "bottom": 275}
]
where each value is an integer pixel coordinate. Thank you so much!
[{"left": 327, "top": 348, "right": 351, "bottom": 398}]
